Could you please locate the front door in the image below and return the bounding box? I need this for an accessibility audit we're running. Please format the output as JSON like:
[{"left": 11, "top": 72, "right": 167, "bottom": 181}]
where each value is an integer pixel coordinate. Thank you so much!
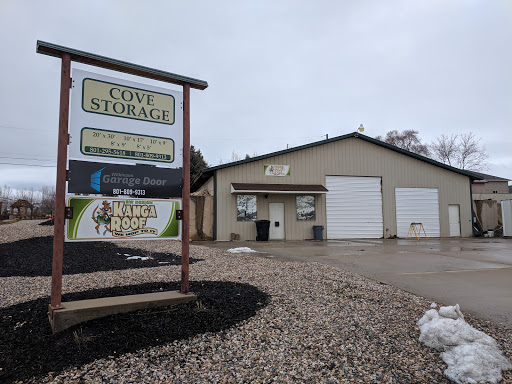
[
  {"left": 449, "top": 204, "right": 461, "bottom": 236},
  {"left": 269, "top": 203, "right": 285, "bottom": 240}
]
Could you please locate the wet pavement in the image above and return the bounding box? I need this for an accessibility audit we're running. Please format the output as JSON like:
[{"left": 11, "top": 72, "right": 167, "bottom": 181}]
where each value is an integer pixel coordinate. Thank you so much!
[{"left": 197, "top": 238, "right": 512, "bottom": 329}]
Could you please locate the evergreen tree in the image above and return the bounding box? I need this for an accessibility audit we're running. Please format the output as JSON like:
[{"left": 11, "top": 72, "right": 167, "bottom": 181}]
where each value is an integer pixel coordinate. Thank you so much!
[{"left": 190, "top": 145, "right": 208, "bottom": 184}]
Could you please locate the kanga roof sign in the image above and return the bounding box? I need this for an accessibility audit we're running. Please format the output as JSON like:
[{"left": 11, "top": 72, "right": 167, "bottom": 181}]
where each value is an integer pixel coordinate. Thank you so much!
[
  {"left": 65, "top": 196, "right": 181, "bottom": 242},
  {"left": 69, "top": 69, "right": 183, "bottom": 167}
]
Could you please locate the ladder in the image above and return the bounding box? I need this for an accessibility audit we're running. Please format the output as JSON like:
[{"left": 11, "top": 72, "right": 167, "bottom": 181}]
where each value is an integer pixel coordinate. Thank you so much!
[{"left": 406, "top": 222, "right": 428, "bottom": 240}]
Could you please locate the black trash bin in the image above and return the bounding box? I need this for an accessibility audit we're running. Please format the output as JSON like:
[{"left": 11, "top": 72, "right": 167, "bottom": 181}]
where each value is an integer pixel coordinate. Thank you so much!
[
  {"left": 313, "top": 225, "right": 324, "bottom": 241},
  {"left": 255, "top": 220, "right": 271, "bottom": 241}
]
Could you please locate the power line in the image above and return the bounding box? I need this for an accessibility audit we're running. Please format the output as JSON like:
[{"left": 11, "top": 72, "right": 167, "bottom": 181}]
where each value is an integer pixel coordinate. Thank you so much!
[
  {"left": 0, "top": 155, "right": 55, "bottom": 162},
  {"left": 193, "top": 135, "right": 325, "bottom": 142},
  {"left": 0, "top": 151, "right": 56, "bottom": 158},
  {"left": 0, "top": 162, "right": 56, "bottom": 168},
  {"left": 0, "top": 124, "right": 54, "bottom": 133}
]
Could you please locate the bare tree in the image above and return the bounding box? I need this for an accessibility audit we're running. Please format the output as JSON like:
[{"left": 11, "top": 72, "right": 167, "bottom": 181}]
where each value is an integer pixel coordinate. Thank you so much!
[
  {"left": 0, "top": 185, "right": 13, "bottom": 212},
  {"left": 430, "top": 132, "right": 489, "bottom": 171},
  {"left": 429, "top": 134, "right": 458, "bottom": 166},
  {"left": 375, "top": 130, "right": 430, "bottom": 156},
  {"left": 40, "top": 186, "right": 56, "bottom": 218},
  {"left": 230, "top": 151, "right": 241, "bottom": 162}
]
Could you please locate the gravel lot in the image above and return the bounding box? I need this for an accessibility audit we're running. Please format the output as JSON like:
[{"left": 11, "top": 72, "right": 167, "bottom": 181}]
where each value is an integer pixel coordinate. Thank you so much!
[{"left": 1, "top": 220, "right": 511, "bottom": 383}]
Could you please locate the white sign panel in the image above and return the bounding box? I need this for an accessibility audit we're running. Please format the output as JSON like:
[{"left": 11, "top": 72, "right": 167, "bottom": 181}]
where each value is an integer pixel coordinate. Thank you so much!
[
  {"left": 65, "top": 196, "right": 181, "bottom": 242},
  {"left": 69, "top": 69, "right": 183, "bottom": 167}
]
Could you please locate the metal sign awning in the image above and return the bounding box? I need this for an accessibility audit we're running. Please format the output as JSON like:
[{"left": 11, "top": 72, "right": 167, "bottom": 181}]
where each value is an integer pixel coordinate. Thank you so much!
[{"left": 231, "top": 183, "right": 328, "bottom": 194}]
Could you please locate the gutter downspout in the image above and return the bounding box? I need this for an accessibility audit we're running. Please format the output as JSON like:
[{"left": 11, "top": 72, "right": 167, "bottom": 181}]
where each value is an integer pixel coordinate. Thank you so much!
[
  {"left": 213, "top": 171, "right": 217, "bottom": 241},
  {"left": 470, "top": 178, "right": 475, "bottom": 237}
]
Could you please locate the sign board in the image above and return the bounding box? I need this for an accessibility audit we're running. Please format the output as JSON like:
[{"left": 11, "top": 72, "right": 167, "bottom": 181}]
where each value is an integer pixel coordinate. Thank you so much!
[
  {"left": 65, "top": 196, "right": 181, "bottom": 241},
  {"left": 264, "top": 165, "right": 291, "bottom": 176},
  {"left": 68, "top": 160, "right": 182, "bottom": 197},
  {"left": 82, "top": 78, "right": 175, "bottom": 124},
  {"left": 69, "top": 69, "right": 183, "bottom": 167},
  {"left": 80, "top": 128, "right": 175, "bottom": 163}
]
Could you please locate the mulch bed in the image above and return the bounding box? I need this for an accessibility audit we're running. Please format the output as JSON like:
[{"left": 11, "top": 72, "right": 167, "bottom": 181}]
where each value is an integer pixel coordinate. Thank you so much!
[
  {"left": 0, "top": 236, "right": 201, "bottom": 277},
  {"left": 0, "top": 281, "right": 269, "bottom": 383}
]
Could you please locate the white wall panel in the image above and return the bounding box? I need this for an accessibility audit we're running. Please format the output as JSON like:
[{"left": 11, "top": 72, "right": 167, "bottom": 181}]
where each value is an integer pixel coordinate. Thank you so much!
[{"left": 502, "top": 200, "right": 512, "bottom": 237}]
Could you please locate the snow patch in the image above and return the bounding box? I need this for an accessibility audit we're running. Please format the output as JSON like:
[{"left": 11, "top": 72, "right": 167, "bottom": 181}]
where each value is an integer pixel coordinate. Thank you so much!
[
  {"left": 417, "top": 304, "right": 512, "bottom": 383},
  {"left": 126, "top": 256, "right": 152, "bottom": 261},
  {"left": 430, "top": 302, "right": 438, "bottom": 308},
  {"left": 227, "top": 247, "right": 259, "bottom": 253}
]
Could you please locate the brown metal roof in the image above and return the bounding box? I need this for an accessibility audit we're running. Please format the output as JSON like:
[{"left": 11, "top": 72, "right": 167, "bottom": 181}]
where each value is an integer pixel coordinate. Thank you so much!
[
  {"left": 231, "top": 183, "right": 328, "bottom": 193},
  {"left": 469, "top": 171, "right": 510, "bottom": 182}
]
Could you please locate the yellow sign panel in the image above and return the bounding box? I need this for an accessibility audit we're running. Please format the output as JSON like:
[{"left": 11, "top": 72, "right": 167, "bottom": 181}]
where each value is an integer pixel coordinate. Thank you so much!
[
  {"left": 82, "top": 78, "right": 175, "bottom": 125},
  {"left": 80, "top": 128, "right": 175, "bottom": 163}
]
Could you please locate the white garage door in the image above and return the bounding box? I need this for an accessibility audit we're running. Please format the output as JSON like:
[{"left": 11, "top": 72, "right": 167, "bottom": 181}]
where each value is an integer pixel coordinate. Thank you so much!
[
  {"left": 326, "top": 176, "right": 383, "bottom": 239},
  {"left": 395, "top": 188, "right": 440, "bottom": 238}
]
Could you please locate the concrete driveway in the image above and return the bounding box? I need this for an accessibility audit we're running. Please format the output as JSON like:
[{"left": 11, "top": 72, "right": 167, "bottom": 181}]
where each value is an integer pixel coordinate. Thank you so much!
[{"left": 198, "top": 238, "right": 512, "bottom": 329}]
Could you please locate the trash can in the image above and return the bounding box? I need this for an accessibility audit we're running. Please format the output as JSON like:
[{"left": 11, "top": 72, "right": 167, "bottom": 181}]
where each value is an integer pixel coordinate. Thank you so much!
[
  {"left": 313, "top": 225, "right": 324, "bottom": 241},
  {"left": 255, "top": 220, "right": 270, "bottom": 241}
]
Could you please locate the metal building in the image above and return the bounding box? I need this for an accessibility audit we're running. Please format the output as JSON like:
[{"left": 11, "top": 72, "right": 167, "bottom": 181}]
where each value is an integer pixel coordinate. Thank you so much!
[{"left": 192, "top": 133, "right": 481, "bottom": 241}]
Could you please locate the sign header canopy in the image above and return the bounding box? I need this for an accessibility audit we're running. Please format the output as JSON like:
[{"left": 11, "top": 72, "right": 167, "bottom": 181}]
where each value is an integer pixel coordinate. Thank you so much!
[{"left": 36, "top": 40, "right": 208, "bottom": 90}]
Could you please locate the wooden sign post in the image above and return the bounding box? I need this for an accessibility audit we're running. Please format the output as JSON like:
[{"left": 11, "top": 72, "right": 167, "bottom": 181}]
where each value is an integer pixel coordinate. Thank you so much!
[{"left": 37, "top": 41, "right": 207, "bottom": 329}]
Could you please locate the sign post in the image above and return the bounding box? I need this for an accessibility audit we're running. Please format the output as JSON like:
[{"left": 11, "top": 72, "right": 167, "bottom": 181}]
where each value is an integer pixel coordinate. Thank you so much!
[
  {"left": 181, "top": 84, "right": 190, "bottom": 293},
  {"left": 49, "top": 52, "right": 71, "bottom": 313},
  {"left": 37, "top": 41, "right": 207, "bottom": 329}
]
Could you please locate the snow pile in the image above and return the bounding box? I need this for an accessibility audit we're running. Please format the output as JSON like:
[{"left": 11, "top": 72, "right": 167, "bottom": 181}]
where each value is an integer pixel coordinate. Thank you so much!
[
  {"left": 126, "top": 255, "right": 152, "bottom": 261},
  {"left": 227, "top": 247, "right": 259, "bottom": 253},
  {"left": 417, "top": 304, "right": 512, "bottom": 383}
]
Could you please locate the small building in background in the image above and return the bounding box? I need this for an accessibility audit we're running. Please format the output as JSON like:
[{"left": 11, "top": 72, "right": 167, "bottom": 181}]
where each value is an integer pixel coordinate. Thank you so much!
[{"left": 471, "top": 172, "right": 512, "bottom": 233}]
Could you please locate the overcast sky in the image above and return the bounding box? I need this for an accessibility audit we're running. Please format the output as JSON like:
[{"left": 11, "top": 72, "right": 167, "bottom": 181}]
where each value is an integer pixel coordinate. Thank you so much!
[{"left": 1, "top": 0, "right": 511, "bottom": 190}]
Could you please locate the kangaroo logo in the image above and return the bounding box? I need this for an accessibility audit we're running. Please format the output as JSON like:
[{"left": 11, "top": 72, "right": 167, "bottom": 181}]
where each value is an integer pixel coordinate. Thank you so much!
[{"left": 92, "top": 200, "right": 112, "bottom": 235}]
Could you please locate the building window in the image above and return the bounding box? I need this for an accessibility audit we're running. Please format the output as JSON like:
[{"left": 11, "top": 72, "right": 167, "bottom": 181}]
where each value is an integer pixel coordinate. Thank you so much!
[
  {"left": 237, "top": 195, "right": 257, "bottom": 221},
  {"left": 296, "top": 195, "right": 315, "bottom": 220}
]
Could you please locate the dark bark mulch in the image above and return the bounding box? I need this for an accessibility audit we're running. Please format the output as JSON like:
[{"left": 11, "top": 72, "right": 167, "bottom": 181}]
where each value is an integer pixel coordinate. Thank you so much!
[
  {"left": 0, "top": 236, "right": 201, "bottom": 277},
  {"left": 39, "top": 219, "right": 54, "bottom": 226},
  {"left": 0, "top": 281, "right": 270, "bottom": 383}
]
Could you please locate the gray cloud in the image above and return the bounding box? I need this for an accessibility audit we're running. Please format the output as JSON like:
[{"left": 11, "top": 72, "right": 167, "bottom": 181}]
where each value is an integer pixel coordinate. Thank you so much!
[{"left": 0, "top": 0, "right": 510, "bottom": 189}]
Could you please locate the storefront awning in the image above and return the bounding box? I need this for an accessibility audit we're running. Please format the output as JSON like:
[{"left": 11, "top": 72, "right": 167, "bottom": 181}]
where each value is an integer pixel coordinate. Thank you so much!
[{"left": 231, "top": 183, "right": 328, "bottom": 194}]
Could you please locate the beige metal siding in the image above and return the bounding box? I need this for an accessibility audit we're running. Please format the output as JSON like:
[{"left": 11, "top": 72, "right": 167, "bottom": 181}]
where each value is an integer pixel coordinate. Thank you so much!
[
  {"left": 215, "top": 137, "right": 472, "bottom": 240},
  {"left": 473, "top": 181, "right": 509, "bottom": 194}
]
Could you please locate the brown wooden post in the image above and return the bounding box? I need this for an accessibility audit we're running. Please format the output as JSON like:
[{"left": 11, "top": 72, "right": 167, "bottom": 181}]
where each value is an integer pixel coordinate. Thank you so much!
[
  {"left": 49, "top": 53, "right": 71, "bottom": 314},
  {"left": 181, "top": 83, "right": 191, "bottom": 293}
]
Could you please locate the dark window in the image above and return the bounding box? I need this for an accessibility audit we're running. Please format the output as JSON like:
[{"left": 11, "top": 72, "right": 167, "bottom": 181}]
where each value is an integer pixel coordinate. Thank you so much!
[
  {"left": 237, "top": 195, "right": 257, "bottom": 221},
  {"left": 296, "top": 195, "right": 315, "bottom": 220}
]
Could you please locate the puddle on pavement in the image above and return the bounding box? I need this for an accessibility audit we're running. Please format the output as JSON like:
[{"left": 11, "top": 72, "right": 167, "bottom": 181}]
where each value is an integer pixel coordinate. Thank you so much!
[{"left": 327, "top": 241, "right": 378, "bottom": 247}]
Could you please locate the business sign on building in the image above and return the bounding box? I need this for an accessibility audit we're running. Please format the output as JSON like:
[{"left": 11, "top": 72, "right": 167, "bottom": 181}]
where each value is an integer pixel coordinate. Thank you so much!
[
  {"left": 68, "top": 160, "right": 182, "bottom": 197},
  {"left": 69, "top": 69, "right": 183, "bottom": 167},
  {"left": 264, "top": 165, "right": 291, "bottom": 176},
  {"left": 65, "top": 196, "right": 181, "bottom": 241}
]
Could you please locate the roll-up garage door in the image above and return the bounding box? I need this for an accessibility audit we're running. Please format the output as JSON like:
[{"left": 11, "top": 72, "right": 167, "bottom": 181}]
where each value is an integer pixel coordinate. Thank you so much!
[
  {"left": 326, "top": 176, "right": 383, "bottom": 239},
  {"left": 395, "top": 188, "right": 440, "bottom": 238}
]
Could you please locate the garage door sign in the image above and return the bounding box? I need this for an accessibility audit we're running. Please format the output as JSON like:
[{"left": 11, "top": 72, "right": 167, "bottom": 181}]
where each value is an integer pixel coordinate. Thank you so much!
[{"left": 68, "top": 160, "right": 182, "bottom": 197}]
